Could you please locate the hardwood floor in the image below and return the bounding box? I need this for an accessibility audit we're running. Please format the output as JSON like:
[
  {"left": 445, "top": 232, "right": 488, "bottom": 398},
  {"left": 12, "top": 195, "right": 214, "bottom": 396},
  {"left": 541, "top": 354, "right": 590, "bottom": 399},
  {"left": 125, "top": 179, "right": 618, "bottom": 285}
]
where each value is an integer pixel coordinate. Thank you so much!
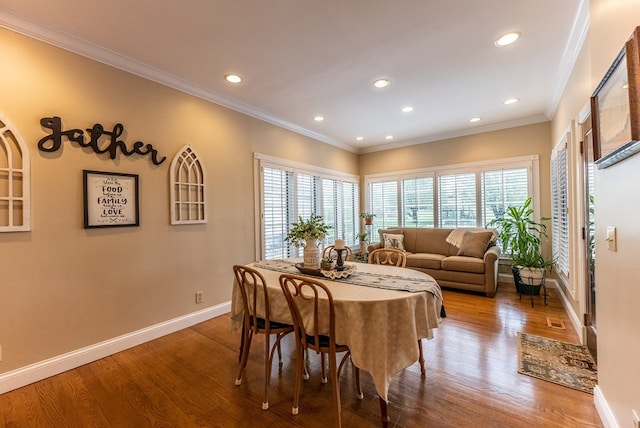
[{"left": 0, "top": 284, "right": 602, "bottom": 427}]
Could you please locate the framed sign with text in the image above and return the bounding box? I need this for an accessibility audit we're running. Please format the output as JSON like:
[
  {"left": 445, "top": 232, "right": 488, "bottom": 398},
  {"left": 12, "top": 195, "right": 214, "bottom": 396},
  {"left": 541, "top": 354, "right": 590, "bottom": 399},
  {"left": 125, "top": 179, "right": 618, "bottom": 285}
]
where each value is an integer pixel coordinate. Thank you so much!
[{"left": 83, "top": 170, "right": 139, "bottom": 228}]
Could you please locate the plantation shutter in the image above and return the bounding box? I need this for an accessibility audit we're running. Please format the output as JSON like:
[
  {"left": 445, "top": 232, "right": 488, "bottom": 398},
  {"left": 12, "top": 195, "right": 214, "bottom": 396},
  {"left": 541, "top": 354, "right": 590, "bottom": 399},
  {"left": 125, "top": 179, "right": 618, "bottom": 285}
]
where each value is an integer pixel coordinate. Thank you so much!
[
  {"left": 297, "top": 173, "right": 320, "bottom": 220},
  {"left": 322, "top": 178, "right": 338, "bottom": 245},
  {"left": 342, "top": 181, "right": 359, "bottom": 247},
  {"left": 481, "top": 167, "right": 529, "bottom": 226},
  {"left": 262, "top": 166, "right": 294, "bottom": 259},
  {"left": 437, "top": 172, "right": 476, "bottom": 228},
  {"left": 402, "top": 177, "right": 435, "bottom": 228},
  {"left": 551, "top": 146, "right": 569, "bottom": 276},
  {"left": 370, "top": 180, "right": 399, "bottom": 233}
]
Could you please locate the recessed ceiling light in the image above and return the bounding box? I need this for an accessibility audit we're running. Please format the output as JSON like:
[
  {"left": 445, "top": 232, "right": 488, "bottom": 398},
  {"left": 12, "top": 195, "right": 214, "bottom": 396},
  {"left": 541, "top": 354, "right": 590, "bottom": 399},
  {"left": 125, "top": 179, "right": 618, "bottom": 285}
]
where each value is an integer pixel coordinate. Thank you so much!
[
  {"left": 402, "top": 106, "right": 414, "bottom": 113},
  {"left": 356, "top": 136, "right": 364, "bottom": 141},
  {"left": 503, "top": 98, "right": 519, "bottom": 105},
  {"left": 469, "top": 117, "right": 481, "bottom": 123},
  {"left": 495, "top": 32, "right": 521, "bottom": 47},
  {"left": 373, "top": 78, "right": 391, "bottom": 89},
  {"left": 313, "top": 116, "right": 324, "bottom": 122},
  {"left": 385, "top": 135, "right": 394, "bottom": 140},
  {"left": 224, "top": 74, "right": 242, "bottom": 83}
]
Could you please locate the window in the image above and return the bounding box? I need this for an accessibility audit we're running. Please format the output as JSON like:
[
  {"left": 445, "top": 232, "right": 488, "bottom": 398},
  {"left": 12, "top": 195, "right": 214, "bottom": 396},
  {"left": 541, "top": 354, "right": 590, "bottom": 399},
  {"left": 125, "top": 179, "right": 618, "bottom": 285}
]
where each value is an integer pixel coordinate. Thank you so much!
[
  {"left": 551, "top": 143, "right": 569, "bottom": 277},
  {"left": 402, "top": 177, "right": 434, "bottom": 227},
  {"left": 262, "top": 165, "right": 294, "bottom": 259},
  {"left": 481, "top": 168, "right": 529, "bottom": 226},
  {"left": 365, "top": 156, "right": 538, "bottom": 242},
  {"left": 369, "top": 180, "right": 399, "bottom": 229},
  {"left": 257, "top": 154, "right": 359, "bottom": 260},
  {"left": 438, "top": 172, "right": 476, "bottom": 228}
]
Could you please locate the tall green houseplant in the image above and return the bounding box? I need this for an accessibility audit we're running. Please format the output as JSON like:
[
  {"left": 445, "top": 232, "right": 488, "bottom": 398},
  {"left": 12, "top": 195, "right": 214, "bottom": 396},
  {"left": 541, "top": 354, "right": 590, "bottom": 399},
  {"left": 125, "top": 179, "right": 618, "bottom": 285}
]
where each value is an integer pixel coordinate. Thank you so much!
[{"left": 487, "top": 197, "right": 554, "bottom": 289}]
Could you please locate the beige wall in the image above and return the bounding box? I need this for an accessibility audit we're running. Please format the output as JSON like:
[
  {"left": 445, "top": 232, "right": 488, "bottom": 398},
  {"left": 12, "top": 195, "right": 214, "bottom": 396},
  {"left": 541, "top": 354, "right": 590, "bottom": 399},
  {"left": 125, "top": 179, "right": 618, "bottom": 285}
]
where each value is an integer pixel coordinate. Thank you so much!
[
  {"left": 360, "top": 121, "right": 553, "bottom": 221},
  {"left": 3, "top": 6, "right": 640, "bottom": 424},
  {"left": 551, "top": 2, "right": 640, "bottom": 426},
  {"left": 590, "top": 2, "right": 640, "bottom": 426},
  {"left": 0, "top": 27, "right": 357, "bottom": 373}
]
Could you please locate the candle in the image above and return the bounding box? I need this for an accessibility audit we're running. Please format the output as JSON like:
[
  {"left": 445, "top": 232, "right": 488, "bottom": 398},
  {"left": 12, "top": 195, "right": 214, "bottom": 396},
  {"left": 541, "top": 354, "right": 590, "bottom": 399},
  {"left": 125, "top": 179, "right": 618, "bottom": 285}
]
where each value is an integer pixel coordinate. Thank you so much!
[{"left": 334, "top": 239, "right": 345, "bottom": 250}]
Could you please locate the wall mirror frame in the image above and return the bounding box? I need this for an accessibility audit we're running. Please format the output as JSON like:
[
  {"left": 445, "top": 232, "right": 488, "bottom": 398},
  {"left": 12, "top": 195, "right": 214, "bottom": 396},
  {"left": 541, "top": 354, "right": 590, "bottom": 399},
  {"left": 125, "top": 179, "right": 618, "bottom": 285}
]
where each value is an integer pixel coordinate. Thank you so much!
[{"left": 591, "top": 26, "right": 640, "bottom": 169}]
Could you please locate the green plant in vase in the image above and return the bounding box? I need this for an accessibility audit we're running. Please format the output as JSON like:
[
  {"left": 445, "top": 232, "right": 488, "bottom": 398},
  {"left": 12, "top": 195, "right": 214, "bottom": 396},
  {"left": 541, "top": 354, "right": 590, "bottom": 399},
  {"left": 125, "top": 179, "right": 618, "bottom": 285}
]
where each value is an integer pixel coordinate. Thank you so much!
[
  {"left": 284, "top": 214, "right": 332, "bottom": 268},
  {"left": 356, "top": 231, "right": 369, "bottom": 254},
  {"left": 487, "top": 197, "right": 555, "bottom": 292},
  {"left": 360, "top": 212, "right": 376, "bottom": 225}
]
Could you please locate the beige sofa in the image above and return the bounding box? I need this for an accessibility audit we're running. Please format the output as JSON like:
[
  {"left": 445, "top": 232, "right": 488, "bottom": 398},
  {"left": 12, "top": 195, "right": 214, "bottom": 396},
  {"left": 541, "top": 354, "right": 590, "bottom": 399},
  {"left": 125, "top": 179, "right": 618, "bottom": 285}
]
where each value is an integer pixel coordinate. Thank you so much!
[{"left": 368, "top": 227, "right": 500, "bottom": 297}]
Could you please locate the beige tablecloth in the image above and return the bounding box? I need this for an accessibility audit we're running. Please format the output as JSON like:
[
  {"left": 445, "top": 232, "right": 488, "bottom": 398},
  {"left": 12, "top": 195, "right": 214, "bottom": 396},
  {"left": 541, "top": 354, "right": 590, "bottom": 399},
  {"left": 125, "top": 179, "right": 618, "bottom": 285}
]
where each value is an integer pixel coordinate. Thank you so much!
[{"left": 230, "top": 259, "right": 444, "bottom": 400}]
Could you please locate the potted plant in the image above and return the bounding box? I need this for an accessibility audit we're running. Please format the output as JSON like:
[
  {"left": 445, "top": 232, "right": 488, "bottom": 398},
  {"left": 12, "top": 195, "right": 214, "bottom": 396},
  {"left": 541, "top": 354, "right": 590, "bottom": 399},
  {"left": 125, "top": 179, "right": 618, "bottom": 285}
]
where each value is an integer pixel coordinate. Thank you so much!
[
  {"left": 487, "top": 197, "right": 555, "bottom": 294},
  {"left": 284, "top": 214, "right": 332, "bottom": 268},
  {"left": 320, "top": 258, "right": 333, "bottom": 270},
  {"left": 360, "top": 212, "right": 376, "bottom": 225},
  {"left": 356, "top": 231, "right": 369, "bottom": 254}
]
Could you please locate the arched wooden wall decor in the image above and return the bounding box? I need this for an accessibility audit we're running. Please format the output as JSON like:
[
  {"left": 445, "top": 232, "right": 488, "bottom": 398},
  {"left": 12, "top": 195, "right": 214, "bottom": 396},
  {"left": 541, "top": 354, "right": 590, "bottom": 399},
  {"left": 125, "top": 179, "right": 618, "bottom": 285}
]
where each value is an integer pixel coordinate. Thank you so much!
[
  {"left": 169, "top": 145, "right": 207, "bottom": 225},
  {"left": 0, "top": 113, "right": 31, "bottom": 232}
]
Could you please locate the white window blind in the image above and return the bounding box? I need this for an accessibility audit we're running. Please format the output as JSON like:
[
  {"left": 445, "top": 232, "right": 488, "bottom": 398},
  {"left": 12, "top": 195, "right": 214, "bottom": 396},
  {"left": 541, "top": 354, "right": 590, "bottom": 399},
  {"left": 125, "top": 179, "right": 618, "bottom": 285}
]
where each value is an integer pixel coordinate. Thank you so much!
[
  {"left": 402, "top": 177, "right": 434, "bottom": 228},
  {"left": 322, "top": 178, "right": 338, "bottom": 245},
  {"left": 369, "top": 180, "right": 399, "bottom": 229},
  {"left": 259, "top": 156, "right": 359, "bottom": 259},
  {"left": 364, "top": 156, "right": 538, "bottom": 242},
  {"left": 437, "top": 172, "right": 477, "bottom": 228},
  {"left": 551, "top": 145, "right": 569, "bottom": 276},
  {"left": 297, "top": 173, "right": 320, "bottom": 220},
  {"left": 481, "top": 168, "right": 529, "bottom": 226},
  {"left": 262, "top": 166, "right": 294, "bottom": 259},
  {"left": 342, "top": 181, "right": 359, "bottom": 246}
]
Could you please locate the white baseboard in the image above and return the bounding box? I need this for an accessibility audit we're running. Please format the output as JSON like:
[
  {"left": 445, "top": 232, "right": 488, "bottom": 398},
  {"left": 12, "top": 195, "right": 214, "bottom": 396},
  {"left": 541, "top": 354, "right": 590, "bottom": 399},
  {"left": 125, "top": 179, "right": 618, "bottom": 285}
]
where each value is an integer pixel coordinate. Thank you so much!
[
  {"left": 552, "top": 281, "right": 584, "bottom": 344},
  {"left": 0, "top": 301, "right": 231, "bottom": 395},
  {"left": 594, "top": 386, "right": 618, "bottom": 428}
]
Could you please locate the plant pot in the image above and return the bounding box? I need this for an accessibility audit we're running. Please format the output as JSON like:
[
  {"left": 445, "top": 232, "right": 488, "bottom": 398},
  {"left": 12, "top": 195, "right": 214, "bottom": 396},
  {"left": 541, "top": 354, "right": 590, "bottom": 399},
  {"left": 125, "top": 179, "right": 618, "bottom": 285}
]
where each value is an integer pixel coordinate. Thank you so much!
[
  {"left": 359, "top": 242, "right": 368, "bottom": 254},
  {"left": 364, "top": 218, "right": 374, "bottom": 225},
  {"left": 512, "top": 266, "right": 544, "bottom": 295}
]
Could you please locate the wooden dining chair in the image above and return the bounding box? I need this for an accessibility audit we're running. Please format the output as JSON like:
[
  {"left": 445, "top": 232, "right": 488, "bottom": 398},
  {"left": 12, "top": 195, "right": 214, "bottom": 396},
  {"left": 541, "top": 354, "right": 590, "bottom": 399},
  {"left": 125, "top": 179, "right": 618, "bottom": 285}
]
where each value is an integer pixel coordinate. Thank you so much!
[
  {"left": 367, "top": 249, "right": 426, "bottom": 379},
  {"left": 368, "top": 247, "right": 407, "bottom": 267},
  {"left": 279, "top": 274, "right": 363, "bottom": 428},
  {"left": 233, "top": 265, "right": 294, "bottom": 410},
  {"left": 322, "top": 245, "right": 353, "bottom": 262}
]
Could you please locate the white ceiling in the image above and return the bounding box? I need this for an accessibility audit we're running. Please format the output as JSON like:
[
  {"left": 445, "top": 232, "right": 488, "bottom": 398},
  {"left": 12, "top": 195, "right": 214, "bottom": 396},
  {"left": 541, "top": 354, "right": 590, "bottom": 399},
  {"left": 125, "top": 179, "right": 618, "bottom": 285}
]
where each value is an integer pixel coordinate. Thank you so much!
[{"left": 0, "top": 0, "right": 587, "bottom": 153}]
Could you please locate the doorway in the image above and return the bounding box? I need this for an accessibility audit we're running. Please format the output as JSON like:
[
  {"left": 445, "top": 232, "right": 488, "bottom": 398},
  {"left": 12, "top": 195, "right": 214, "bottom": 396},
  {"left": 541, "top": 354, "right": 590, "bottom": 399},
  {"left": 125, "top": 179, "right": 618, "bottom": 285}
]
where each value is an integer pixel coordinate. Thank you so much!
[{"left": 583, "top": 118, "right": 597, "bottom": 361}]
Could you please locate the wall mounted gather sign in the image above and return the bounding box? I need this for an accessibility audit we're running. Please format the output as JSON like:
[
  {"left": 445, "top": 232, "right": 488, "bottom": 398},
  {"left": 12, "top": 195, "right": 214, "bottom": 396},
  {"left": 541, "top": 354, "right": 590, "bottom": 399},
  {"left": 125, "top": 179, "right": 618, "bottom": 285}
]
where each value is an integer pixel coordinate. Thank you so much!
[
  {"left": 83, "top": 170, "right": 139, "bottom": 228},
  {"left": 38, "top": 116, "right": 166, "bottom": 165}
]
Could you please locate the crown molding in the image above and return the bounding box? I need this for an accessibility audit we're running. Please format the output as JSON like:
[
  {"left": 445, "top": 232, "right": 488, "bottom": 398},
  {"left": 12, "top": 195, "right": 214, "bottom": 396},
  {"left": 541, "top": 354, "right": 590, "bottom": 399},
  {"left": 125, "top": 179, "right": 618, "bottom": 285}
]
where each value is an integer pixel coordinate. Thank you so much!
[
  {"left": 545, "top": 0, "right": 590, "bottom": 119},
  {"left": 357, "top": 114, "right": 549, "bottom": 154},
  {"left": 0, "top": 9, "right": 356, "bottom": 153}
]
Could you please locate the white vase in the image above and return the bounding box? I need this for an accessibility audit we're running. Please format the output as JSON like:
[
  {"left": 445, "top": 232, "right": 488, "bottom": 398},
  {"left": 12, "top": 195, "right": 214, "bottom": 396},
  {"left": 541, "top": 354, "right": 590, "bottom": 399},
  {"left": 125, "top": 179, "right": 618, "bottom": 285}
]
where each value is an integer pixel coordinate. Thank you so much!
[{"left": 303, "top": 239, "right": 320, "bottom": 269}]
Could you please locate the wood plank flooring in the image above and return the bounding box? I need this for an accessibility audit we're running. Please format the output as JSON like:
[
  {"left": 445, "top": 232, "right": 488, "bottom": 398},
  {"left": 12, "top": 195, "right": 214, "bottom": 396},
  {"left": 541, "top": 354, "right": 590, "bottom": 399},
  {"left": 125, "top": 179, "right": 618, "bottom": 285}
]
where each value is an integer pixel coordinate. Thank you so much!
[{"left": 0, "top": 284, "right": 602, "bottom": 427}]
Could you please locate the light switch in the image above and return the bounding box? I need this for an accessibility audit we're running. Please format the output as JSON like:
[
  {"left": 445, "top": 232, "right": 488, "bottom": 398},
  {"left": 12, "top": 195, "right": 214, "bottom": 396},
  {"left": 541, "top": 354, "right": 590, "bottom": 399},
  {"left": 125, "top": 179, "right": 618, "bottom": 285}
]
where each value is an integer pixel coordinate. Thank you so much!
[{"left": 606, "top": 226, "right": 617, "bottom": 251}]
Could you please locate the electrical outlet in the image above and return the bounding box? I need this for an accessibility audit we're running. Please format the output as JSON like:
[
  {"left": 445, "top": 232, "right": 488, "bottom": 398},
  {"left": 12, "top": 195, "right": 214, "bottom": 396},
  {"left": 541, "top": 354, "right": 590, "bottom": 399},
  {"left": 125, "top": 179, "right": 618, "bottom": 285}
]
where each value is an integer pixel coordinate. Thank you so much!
[{"left": 195, "top": 291, "right": 203, "bottom": 304}]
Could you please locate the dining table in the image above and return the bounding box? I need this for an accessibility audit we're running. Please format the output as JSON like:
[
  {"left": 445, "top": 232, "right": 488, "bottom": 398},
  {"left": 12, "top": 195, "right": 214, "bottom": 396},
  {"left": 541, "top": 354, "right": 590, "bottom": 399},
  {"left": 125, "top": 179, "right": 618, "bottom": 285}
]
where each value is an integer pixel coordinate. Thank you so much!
[{"left": 230, "top": 258, "right": 444, "bottom": 402}]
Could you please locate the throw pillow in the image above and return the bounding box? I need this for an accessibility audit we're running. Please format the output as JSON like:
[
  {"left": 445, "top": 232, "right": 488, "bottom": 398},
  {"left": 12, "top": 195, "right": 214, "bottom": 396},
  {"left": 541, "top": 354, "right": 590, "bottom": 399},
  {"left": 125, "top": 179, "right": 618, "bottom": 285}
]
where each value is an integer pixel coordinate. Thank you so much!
[
  {"left": 457, "top": 231, "right": 494, "bottom": 258},
  {"left": 383, "top": 233, "right": 405, "bottom": 251}
]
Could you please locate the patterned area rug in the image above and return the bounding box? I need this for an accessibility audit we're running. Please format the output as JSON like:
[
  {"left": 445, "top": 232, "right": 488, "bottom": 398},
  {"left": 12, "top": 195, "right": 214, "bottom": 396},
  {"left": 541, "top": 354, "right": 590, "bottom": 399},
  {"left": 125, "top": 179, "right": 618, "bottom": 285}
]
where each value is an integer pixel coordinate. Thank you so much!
[{"left": 517, "top": 333, "right": 597, "bottom": 394}]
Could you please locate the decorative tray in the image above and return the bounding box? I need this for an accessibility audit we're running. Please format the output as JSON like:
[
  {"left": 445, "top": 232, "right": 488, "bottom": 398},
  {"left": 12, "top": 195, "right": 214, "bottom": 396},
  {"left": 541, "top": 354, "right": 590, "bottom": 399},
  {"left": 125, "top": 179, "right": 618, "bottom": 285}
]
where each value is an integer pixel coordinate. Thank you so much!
[{"left": 294, "top": 263, "right": 357, "bottom": 279}]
